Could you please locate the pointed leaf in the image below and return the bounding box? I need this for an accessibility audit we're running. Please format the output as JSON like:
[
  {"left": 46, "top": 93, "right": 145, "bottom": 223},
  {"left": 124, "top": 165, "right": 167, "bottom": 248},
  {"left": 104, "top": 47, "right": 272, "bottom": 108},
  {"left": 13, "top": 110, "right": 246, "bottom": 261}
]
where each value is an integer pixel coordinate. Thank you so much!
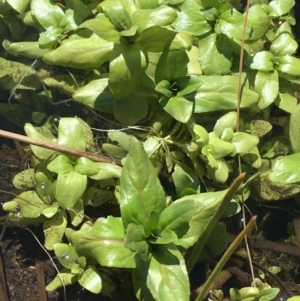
[
  {"left": 70, "top": 216, "right": 135, "bottom": 268},
  {"left": 54, "top": 243, "right": 81, "bottom": 269},
  {"left": 45, "top": 269, "right": 77, "bottom": 291},
  {"left": 120, "top": 137, "right": 166, "bottom": 230},
  {"left": 289, "top": 104, "right": 300, "bottom": 153},
  {"left": 43, "top": 37, "right": 113, "bottom": 70}
]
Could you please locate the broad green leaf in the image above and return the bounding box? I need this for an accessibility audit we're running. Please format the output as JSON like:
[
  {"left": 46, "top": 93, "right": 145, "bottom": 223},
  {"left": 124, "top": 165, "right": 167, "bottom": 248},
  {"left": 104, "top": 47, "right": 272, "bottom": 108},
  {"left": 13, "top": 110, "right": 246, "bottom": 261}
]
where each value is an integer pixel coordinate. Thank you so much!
[
  {"left": 75, "top": 157, "right": 99, "bottom": 176},
  {"left": 102, "top": 143, "right": 128, "bottom": 159},
  {"left": 2, "top": 40, "right": 51, "bottom": 59},
  {"left": 159, "top": 96, "right": 193, "bottom": 123},
  {"left": 108, "top": 131, "right": 131, "bottom": 151},
  {"left": 155, "top": 80, "right": 172, "bottom": 98},
  {"left": 43, "top": 210, "right": 67, "bottom": 250},
  {"left": 289, "top": 104, "right": 300, "bottom": 153},
  {"left": 78, "top": 266, "right": 102, "bottom": 294},
  {"left": 38, "top": 27, "right": 62, "bottom": 49},
  {"left": 270, "top": 22, "right": 298, "bottom": 56},
  {"left": 276, "top": 55, "right": 300, "bottom": 76},
  {"left": 269, "top": 0, "right": 295, "bottom": 17},
  {"left": 120, "top": 136, "right": 166, "bottom": 230},
  {"left": 269, "top": 153, "right": 300, "bottom": 184},
  {"left": 58, "top": 118, "right": 86, "bottom": 151},
  {"left": 73, "top": 78, "right": 114, "bottom": 113},
  {"left": 148, "top": 228, "right": 178, "bottom": 245},
  {"left": 155, "top": 48, "right": 188, "bottom": 83},
  {"left": 47, "top": 154, "right": 74, "bottom": 174},
  {"left": 193, "top": 76, "right": 259, "bottom": 113},
  {"left": 198, "top": 33, "right": 231, "bottom": 75},
  {"left": 109, "top": 43, "right": 147, "bottom": 100},
  {"left": 54, "top": 243, "right": 81, "bottom": 269},
  {"left": 43, "top": 37, "right": 113, "bottom": 70},
  {"left": 131, "top": 5, "right": 177, "bottom": 32},
  {"left": 146, "top": 244, "right": 189, "bottom": 301},
  {"left": 0, "top": 57, "right": 40, "bottom": 90},
  {"left": 41, "top": 203, "right": 59, "bottom": 219},
  {"left": 172, "top": 9, "right": 211, "bottom": 36},
  {"left": 98, "top": 0, "right": 137, "bottom": 17},
  {"left": 172, "top": 164, "right": 200, "bottom": 198},
  {"left": 246, "top": 4, "right": 271, "bottom": 40},
  {"left": 255, "top": 70, "right": 279, "bottom": 109},
  {"left": 124, "top": 223, "right": 150, "bottom": 261},
  {"left": 6, "top": 0, "right": 31, "bottom": 13},
  {"left": 231, "top": 132, "right": 259, "bottom": 153},
  {"left": 253, "top": 171, "right": 300, "bottom": 201},
  {"left": 31, "top": 0, "right": 65, "bottom": 29},
  {"left": 55, "top": 172, "right": 87, "bottom": 209},
  {"left": 70, "top": 216, "right": 135, "bottom": 268},
  {"left": 2, "top": 191, "right": 50, "bottom": 218},
  {"left": 45, "top": 269, "right": 77, "bottom": 291},
  {"left": 186, "top": 45, "right": 202, "bottom": 75},
  {"left": 13, "top": 169, "right": 35, "bottom": 190},
  {"left": 249, "top": 120, "right": 272, "bottom": 138},
  {"left": 170, "top": 190, "right": 229, "bottom": 250},
  {"left": 43, "top": 74, "right": 82, "bottom": 95},
  {"left": 35, "top": 171, "right": 55, "bottom": 204},
  {"left": 248, "top": 51, "right": 274, "bottom": 71},
  {"left": 242, "top": 146, "right": 262, "bottom": 169},
  {"left": 137, "top": 26, "right": 176, "bottom": 53},
  {"left": 82, "top": 187, "right": 115, "bottom": 207},
  {"left": 114, "top": 92, "right": 149, "bottom": 125},
  {"left": 213, "top": 111, "right": 237, "bottom": 137},
  {"left": 69, "top": 199, "right": 84, "bottom": 226},
  {"left": 79, "top": 15, "right": 121, "bottom": 43},
  {"left": 208, "top": 132, "right": 236, "bottom": 159},
  {"left": 24, "top": 123, "right": 57, "bottom": 159},
  {"left": 89, "top": 162, "right": 122, "bottom": 180},
  {"left": 207, "top": 159, "right": 230, "bottom": 183},
  {"left": 275, "top": 78, "right": 298, "bottom": 113}
]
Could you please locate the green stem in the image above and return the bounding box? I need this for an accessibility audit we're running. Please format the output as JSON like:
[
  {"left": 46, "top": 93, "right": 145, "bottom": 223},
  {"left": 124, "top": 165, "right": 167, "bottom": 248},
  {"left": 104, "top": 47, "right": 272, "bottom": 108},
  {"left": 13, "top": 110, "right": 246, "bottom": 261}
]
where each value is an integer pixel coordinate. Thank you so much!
[
  {"left": 186, "top": 173, "right": 246, "bottom": 273},
  {"left": 194, "top": 215, "right": 257, "bottom": 301}
]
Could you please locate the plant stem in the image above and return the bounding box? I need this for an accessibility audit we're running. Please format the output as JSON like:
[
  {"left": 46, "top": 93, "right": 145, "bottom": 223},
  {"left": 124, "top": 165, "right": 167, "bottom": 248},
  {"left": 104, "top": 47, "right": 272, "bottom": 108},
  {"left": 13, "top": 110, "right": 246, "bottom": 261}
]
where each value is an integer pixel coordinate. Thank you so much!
[
  {"left": 186, "top": 173, "right": 246, "bottom": 273},
  {"left": 194, "top": 215, "right": 257, "bottom": 301}
]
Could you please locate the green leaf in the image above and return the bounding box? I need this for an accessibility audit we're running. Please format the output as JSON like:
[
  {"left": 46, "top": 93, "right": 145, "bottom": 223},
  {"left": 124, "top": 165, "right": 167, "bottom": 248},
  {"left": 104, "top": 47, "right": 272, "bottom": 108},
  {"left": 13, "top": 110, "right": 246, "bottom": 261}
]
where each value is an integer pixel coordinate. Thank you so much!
[
  {"left": 58, "top": 118, "right": 86, "bottom": 151},
  {"left": 289, "top": 104, "right": 300, "bottom": 153},
  {"left": 120, "top": 136, "right": 166, "bottom": 230},
  {"left": 155, "top": 48, "right": 188, "bottom": 83},
  {"left": 13, "top": 169, "right": 35, "bottom": 190},
  {"left": 255, "top": 70, "right": 279, "bottom": 109},
  {"left": 148, "top": 229, "right": 178, "bottom": 245},
  {"left": 231, "top": 132, "right": 259, "bottom": 153},
  {"left": 6, "top": 0, "right": 31, "bottom": 13},
  {"left": 43, "top": 37, "right": 113, "bottom": 70},
  {"left": 269, "top": 0, "right": 295, "bottom": 17},
  {"left": 207, "top": 159, "right": 230, "bottom": 183},
  {"left": 75, "top": 157, "right": 99, "bottom": 176},
  {"left": 78, "top": 266, "right": 102, "bottom": 294},
  {"left": 82, "top": 187, "right": 115, "bottom": 207},
  {"left": 24, "top": 124, "right": 57, "bottom": 160},
  {"left": 73, "top": 78, "right": 114, "bottom": 113},
  {"left": 31, "top": 0, "right": 65, "bottom": 29},
  {"left": 159, "top": 96, "right": 193, "bottom": 123},
  {"left": 208, "top": 132, "right": 236, "bottom": 159},
  {"left": 2, "top": 191, "right": 50, "bottom": 218},
  {"left": 69, "top": 199, "right": 84, "bottom": 226},
  {"left": 54, "top": 243, "right": 81, "bottom": 269},
  {"left": 3, "top": 40, "right": 52, "bottom": 59},
  {"left": 131, "top": 5, "right": 177, "bottom": 32},
  {"left": 259, "top": 288, "right": 280, "bottom": 301},
  {"left": 276, "top": 55, "right": 300, "bottom": 76},
  {"left": 55, "top": 172, "right": 87, "bottom": 209},
  {"left": 89, "top": 162, "right": 122, "bottom": 180},
  {"left": 43, "top": 210, "right": 67, "bottom": 250},
  {"left": 145, "top": 244, "right": 189, "bottom": 301},
  {"left": 108, "top": 131, "right": 131, "bottom": 151},
  {"left": 248, "top": 51, "right": 274, "bottom": 71},
  {"left": 70, "top": 216, "right": 135, "bottom": 268},
  {"left": 198, "top": 33, "right": 232, "bottom": 75},
  {"left": 35, "top": 171, "right": 55, "bottom": 204},
  {"left": 47, "top": 154, "right": 74, "bottom": 174},
  {"left": 45, "top": 269, "right": 77, "bottom": 291},
  {"left": 172, "top": 9, "right": 211, "bottom": 37},
  {"left": 79, "top": 15, "right": 121, "bottom": 43},
  {"left": 270, "top": 22, "right": 298, "bottom": 56},
  {"left": 124, "top": 223, "right": 150, "bottom": 261},
  {"left": 269, "top": 153, "right": 300, "bottom": 184},
  {"left": 109, "top": 43, "right": 147, "bottom": 100},
  {"left": 193, "top": 76, "right": 259, "bottom": 113},
  {"left": 213, "top": 111, "right": 237, "bottom": 137},
  {"left": 172, "top": 164, "right": 200, "bottom": 198},
  {"left": 137, "top": 26, "right": 176, "bottom": 53}
]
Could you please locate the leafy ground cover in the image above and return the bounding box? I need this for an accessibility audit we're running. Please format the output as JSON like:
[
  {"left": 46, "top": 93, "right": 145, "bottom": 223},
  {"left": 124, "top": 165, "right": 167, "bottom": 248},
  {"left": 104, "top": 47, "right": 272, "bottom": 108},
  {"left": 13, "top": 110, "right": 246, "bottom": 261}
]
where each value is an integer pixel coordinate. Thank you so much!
[{"left": 1, "top": 0, "right": 300, "bottom": 300}]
